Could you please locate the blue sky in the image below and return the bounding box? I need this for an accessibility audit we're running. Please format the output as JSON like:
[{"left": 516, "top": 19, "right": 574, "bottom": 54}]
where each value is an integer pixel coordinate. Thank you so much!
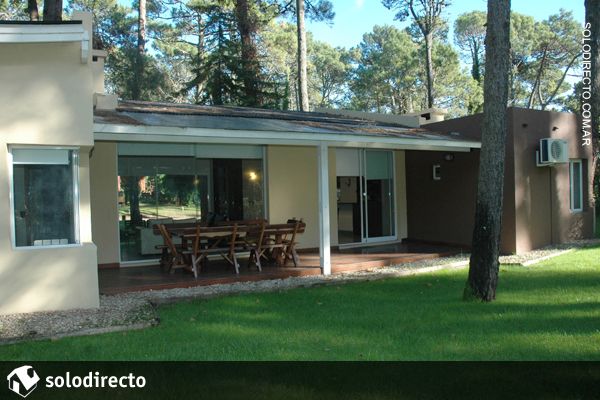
[{"left": 306, "top": 0, "right": 586, "bottom": 49}]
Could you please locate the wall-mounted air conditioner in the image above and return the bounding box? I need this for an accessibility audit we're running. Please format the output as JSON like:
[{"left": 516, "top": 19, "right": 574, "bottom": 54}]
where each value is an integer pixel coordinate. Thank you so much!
[{"left": 536, "top": 138, "right": 568, "bottom": 166}]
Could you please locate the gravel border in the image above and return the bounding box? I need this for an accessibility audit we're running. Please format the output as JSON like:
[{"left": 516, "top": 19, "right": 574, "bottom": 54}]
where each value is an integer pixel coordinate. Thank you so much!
[
  {"left": 498, "top": 239, "right": 600, "bottom": 265},
  {"left": 1, "top": 239, "right": 597, "bottom": 344}
]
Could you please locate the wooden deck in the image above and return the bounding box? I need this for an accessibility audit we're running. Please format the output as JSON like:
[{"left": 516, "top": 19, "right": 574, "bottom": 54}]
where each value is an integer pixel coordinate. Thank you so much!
[{"left": 99, "top": 242, "right": 462, "bottom": 295}]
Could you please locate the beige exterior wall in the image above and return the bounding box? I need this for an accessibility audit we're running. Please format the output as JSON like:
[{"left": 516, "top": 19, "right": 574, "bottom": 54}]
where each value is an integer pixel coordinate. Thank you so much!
[
  {"left": 395, "top": 150, "right": 408, "bottom": 240},
  {"left": 0, "top": 26, "right": 99, "bottom": 314},
  {"left": 0, "top": 44, "right": 93, "bottom": 145},
  {"left": 328, "top": 148, "right": 338, "bottom": 246},
  {"left": 267, "top": 146, "right": 406, "bottom": 249},
  {"left": 90, "top": 142, "right": 120, "bottom": 266},
  {"left": 266, "top": 145, "right": 338, "bottom": 249}
]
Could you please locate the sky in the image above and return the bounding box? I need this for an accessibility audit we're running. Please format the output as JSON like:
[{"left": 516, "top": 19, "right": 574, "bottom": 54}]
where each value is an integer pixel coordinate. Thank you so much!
[{"left": 306, "top": 0, "right": 586, "bottom": 49}]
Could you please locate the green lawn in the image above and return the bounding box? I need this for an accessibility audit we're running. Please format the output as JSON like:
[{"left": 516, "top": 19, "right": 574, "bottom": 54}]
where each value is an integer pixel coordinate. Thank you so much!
[{"left": 1, "top": 247, "right": 600, "bottom": 361}]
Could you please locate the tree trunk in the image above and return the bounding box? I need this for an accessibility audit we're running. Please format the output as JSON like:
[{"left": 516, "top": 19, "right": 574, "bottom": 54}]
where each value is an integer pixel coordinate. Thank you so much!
[
  {"left": 27, "top": 0, "right": 39, "bottom": 21},
  {"left": 471, "top": 41, "right": 481, "bottom": 83},
  {"left": 424, "top": 32, "right": 435, "bottom": 109},
  {"left": 138, "top": 0, "right": 146, "bottom": 56},
  {"left": 585, "top": 0, "right": 599, "bottom": 211},
  {"left": 464, "top": 0, "right": 511, "bottom": 302},
  {"left": 42, "top": 0, "right": 62, "bottom": 21},
  {"left": 213, "top": 21, "right": 225, "bottom": 105},
  {"left": 296, "top": 0, "right": 309, "bottom": 111},
  {"left": 235, "top": 0, "right": 261, "bottom": 107},
  {"left": 132, "top": 0, "right": 146, "bottom": 101},
  {"left": 195, "top": 14, "right": 205, "bottom": 103}
]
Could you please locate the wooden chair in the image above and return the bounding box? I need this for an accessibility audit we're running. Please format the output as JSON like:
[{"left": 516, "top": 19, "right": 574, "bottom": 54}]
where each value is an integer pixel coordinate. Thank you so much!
[
  {"left": 260, "top": 223, "right": 297, "bottom": 267},
  {"left": 220, "top": 223, "right": 247, "bottom": 274},
  {"left": 157, "top": 224, "right": 191, "bottom": 274},
  {"left": 282, "top": 219, "right": 305, "bottom": 267},
  {"left": 244, "top": 221, "right": 266, "bottom": 272},
  {"left": 189, "top": 224, "right": 204, "bottom": 278}
]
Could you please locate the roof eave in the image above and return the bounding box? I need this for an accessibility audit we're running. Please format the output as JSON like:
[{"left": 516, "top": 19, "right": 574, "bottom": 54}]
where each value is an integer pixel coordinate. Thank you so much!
[
  {"left": 93, "top": 122, "right": 482, "bottom": 152},
  {"left": 0, "top": 23, "right": 90, "bottom": 63}
]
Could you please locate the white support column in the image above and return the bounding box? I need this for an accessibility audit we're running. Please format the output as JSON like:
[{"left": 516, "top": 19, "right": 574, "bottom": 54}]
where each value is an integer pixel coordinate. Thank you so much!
[{"left": 317, "top": 142, "right": 331, "bottom": 275}]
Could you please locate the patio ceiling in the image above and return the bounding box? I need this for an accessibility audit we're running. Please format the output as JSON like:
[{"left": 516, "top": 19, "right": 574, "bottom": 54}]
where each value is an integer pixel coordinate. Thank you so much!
[{"left": 94, "top": 101, "right": 482, "bottom": 152}]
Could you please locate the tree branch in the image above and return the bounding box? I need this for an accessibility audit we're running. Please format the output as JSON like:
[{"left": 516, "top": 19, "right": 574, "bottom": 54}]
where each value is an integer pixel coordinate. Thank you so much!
[{"left": 542, "top": 52, "right": 581, "bottom": 109}]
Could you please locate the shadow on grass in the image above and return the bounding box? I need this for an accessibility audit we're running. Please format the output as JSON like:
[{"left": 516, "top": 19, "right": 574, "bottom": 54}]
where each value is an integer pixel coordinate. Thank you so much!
[{"left": 2, "top": 248, "right": 600, "bottom": 362}]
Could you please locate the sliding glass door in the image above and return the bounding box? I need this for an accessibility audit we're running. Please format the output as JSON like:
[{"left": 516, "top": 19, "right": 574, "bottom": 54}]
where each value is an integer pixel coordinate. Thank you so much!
[
  {"left": 364, "top": 150, "right": 395, "bottom": 242},
  {"left": 117, "top": 145, "right": 265, "bottom": 262},
  {"left": 336, "top": 149, "right": 395, "bottom": 245}
]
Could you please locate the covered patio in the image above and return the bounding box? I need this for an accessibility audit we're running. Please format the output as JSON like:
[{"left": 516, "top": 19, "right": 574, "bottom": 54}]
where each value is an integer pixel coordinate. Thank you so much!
[
  {"left": 91, "top": 101, "right": 480, "bottom": 282},
  {"left": 99, "top": 242, "right": 462, "bottom": 295}
]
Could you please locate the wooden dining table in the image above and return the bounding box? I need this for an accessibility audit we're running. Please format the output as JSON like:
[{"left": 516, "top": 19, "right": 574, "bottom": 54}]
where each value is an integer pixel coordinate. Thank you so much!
[
  {"left": 155, "top": 220, "right": 305, "bottom": 276},
  {"left": 172, "top": 224, "right": 255, "bottom": 275}
]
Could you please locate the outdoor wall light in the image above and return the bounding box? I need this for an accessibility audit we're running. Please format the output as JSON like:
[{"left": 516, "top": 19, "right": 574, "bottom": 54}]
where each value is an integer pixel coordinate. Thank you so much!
[
  {"left": 433, "top": 164, "right": 441, "bottom": 181},
  {"left": 444, "top": 153, "right": 454, "bottom": 162},
  {"left": 248, "top": 171, "right": 258, "bottom": 181}
]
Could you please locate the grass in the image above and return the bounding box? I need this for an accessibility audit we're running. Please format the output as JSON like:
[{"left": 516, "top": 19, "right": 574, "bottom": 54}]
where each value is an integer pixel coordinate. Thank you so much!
[{"left": 1, "top": 247, "right": 600, "bottom": 361}]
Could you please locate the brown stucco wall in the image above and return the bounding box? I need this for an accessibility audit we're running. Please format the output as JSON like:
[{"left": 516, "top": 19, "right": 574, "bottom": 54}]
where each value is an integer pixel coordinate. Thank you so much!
[
  {"left": 511, "top": 108, "right": 594, "bottom": 253},
  {"left": 405, "top": 149, "right": 479, "bottom": 252},
  {"left": 405, "top": 108, "right": 594, "bottom": 255}
]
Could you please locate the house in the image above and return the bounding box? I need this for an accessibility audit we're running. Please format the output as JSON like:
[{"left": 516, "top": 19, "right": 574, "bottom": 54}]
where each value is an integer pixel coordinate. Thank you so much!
[
  {"left": 7, "top": 365, "right": 40, "bottom": 397},
  {"left": 0, "top": 14, "right": 594, "bottom": 314}
]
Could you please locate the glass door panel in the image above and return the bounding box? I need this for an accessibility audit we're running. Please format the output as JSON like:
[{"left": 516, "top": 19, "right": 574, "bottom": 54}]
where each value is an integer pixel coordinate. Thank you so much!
[
  {"left": 337, "top": 176, "right": 362, "bottom": 244},
  {"left": 365, "top": 150, "right": 395, "bottom": 241},
  {"left": 336, "top": 149, "right": 363, "bottom": 245}
]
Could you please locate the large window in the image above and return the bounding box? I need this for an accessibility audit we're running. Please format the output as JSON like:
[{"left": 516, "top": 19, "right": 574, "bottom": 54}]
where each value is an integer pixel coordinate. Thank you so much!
[
  {"left": 11, "top": 147, "right": 79, "bottom": 247},
  {"left": 569, "top": 160, "right": 584, "bottom": 212},
  {"left": 117, "top": 147, "right": 265, "bottom": 262}
]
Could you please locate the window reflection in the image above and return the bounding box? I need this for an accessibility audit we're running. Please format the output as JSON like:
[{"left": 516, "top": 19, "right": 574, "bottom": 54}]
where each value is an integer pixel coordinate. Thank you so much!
[
  {"left": 12, "top": 149, "right": 77, "bottom": 247},
  {"left": 118, "top": 156, "right": 264, "bottom": 261}
]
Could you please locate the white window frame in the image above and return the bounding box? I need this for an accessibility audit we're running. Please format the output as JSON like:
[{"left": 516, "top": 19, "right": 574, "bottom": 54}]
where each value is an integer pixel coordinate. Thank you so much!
[
  {"left": 8, "top": 145, "right": 81, "bottom": 249},
  {"left": 569, "top": 159, "right": 583, "bottom": 212}
]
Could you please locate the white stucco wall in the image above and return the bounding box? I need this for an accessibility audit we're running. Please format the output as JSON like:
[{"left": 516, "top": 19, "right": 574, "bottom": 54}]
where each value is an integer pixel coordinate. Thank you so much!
[{"left": 0, "top": 20, "right": 99, "bottom": 314}]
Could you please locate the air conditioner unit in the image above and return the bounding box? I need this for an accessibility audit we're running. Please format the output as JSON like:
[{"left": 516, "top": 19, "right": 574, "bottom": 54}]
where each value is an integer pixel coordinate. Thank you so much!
[{"left": 536, "top": 138, "right": 568, "bottom": 166}]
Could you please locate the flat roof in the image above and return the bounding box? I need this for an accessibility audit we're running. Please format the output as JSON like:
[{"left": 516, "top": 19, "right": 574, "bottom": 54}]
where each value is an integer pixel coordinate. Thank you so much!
[{"left": 95, "top": 101, "right": 480, "bottom": 144}]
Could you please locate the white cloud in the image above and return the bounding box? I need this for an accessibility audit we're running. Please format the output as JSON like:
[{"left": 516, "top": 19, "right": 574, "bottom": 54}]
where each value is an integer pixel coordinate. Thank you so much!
[{"left": 355, "top": 0, "right": 365, "bottom": 9}]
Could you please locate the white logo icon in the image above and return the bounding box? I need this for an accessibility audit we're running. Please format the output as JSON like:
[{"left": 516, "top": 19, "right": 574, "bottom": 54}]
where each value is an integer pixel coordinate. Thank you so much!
[{"left": 7, "top": 365, "right": 40, "bottom": 398}]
